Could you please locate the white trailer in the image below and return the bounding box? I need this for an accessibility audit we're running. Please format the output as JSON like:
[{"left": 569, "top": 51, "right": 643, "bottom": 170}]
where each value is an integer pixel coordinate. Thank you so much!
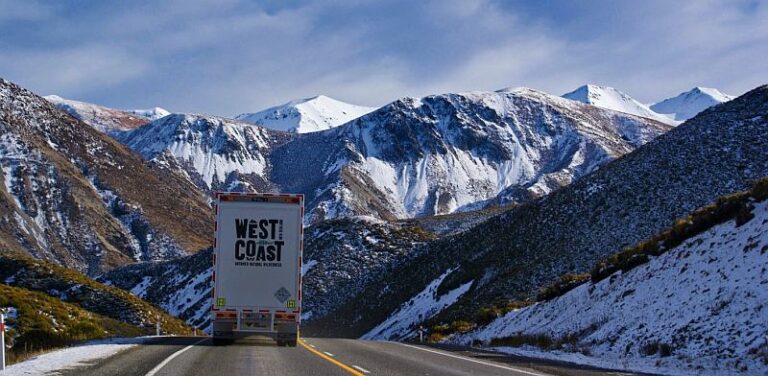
[{"left": 211, "top": 192, "right": 304, "bottom": 346}]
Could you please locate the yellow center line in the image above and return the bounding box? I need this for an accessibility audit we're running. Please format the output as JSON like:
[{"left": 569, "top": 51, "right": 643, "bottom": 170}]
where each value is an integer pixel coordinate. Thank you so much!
[{"left": 299, "top": 338, "right": 365, "bottom": 376}]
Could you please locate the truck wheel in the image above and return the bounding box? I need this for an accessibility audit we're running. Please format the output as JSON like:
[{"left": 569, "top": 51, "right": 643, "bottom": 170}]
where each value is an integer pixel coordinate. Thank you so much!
[
  {"left": 287, "top": 340, "right": 297, "bottom": 347},
  {"left": 276, "top": 340, "right": 285, "bottom": 347},
  {"left": 213, "top": 337, "right": 228, "bottom": 346}
]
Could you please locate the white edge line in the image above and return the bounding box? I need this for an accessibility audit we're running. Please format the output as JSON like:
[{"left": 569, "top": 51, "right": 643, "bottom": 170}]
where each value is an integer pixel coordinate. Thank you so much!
[
  {"left": 323, "top": 351, "right": 335, "bottom": 357},
  {"left": 397, "top": 343, "right": 551, "bottom": 376},
  {"left": 352, "top": 365, "right": 371, "bottom": 374},
  {"left": 145, "top": 338, "right": 208, "bottom": 376}
]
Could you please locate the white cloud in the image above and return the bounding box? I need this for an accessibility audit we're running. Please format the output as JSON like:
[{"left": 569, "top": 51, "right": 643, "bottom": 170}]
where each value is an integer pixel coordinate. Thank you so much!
[
  {"left": 0, "top": 45, "right": 150, "bottom": 96},
  {"left": 0, "top": 0, "right": 764, "bottom": 114}
]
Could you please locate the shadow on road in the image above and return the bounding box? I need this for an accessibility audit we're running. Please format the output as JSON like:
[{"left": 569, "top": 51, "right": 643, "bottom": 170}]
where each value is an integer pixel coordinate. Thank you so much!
[{"left": 139, "top": 335, "right": 292, "bottom": 347}]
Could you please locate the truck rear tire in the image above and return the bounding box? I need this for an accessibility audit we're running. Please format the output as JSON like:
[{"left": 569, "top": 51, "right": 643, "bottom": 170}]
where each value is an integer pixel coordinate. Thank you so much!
[
  {"left": 213, "top": 337, "right": 228, "bottom": 346},
  {"left": 287, "top": 340, "right": 297, "bottom": 347}
]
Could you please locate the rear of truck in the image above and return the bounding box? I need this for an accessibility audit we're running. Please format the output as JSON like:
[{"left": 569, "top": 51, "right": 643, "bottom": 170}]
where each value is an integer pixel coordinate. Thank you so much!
[{"left": 211, "top": 193, "right": 304, "bottom": 346}]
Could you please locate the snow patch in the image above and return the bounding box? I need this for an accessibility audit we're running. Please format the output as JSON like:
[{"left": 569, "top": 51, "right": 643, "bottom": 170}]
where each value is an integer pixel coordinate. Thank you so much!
[{"left": 361, "top": 269, "right": 473, "bottom": 340}]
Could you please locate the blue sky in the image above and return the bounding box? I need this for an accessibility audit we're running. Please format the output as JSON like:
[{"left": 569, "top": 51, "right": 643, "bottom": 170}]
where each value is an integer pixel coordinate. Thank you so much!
[{"left": 0, "top": 0, "right": 766, "bottom": 116}]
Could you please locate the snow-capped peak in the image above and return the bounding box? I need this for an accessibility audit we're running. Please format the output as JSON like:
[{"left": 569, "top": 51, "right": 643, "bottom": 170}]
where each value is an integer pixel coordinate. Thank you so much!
[
  {"left": 235, "top": 95, "right": 376, "bottom": 133},
  {"left": 562, "top": 84, "right": 677, "bottom": 125},
  {"left": 650, "top": 87, "right": 735, "bottom": 121},
  {"left": 126, "top": 107, "right": 171, "bottom": 121}
]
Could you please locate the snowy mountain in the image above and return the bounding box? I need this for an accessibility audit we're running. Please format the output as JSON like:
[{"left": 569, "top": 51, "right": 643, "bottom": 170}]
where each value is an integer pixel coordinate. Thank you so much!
[
  {"left": 44, "top": 95, "right": 169, "bottom": 135},
  {"left": 119, "top": 88, "right": 669, "bottom": 224},
  {"left": 563, "top": 84, "right": 677, "bottom": 125},
  {"left": 651, "top": 87, "right": 735, "bottom": 121},
  {"left": 235, "top": 95, "right": 375, "bottom": 133},
  {"left": 453, "top": 179, "right": 768, "bottom": 376},
  {"left": 0, "top": 78, "right": 212, "bottom": 275},
  {"left": 270, "top": 88, "right": 670, "bottom": 223},
  {"left": 117, "top": 114, "right": 294, "bottom": 193},
  {"left": 316, "top": 84, "right": 768, "bottom": 339}
]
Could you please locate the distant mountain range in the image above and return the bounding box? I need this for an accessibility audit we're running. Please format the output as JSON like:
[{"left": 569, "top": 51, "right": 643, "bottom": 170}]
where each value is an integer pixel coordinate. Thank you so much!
[
  {"left": 562, "top": 84, "right": 736, "bottom": 125},
  {"left": 562, "top": 84, "right": 678, "bottom": 124},
  {"left": 109, "top": 87, "right": 670, "bottom": 223}
]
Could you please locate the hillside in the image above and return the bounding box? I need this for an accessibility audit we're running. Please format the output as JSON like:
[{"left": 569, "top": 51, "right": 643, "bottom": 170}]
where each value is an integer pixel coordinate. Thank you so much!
[
  {"left": 235, "top": 95, "right": 376, "bottom": 133},
  {"left": 0, "top": 284, "right": 146, "bottom": 365},
  {"left": 311, "top": 84, "right": 768, "bottom": 338},
  {"left": 452, "top": 178, "right": 768, "bottom": 376},
  {"left": 0, "top": 253, "right": 192, "bottom": 334},
  {"left": 0, "top": 78, "right": 212, "bottom": 274}
]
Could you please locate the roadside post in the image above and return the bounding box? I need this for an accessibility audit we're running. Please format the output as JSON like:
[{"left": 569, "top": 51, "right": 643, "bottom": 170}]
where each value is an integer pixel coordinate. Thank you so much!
[
  {"left": 418, "top": 326, "right": 425, "bottom": 343},
  {"left": 1, "top": 308, "right": 6, "bottom": 371},
  {"left": 156, "top": 315, "right": 161, "bottom": 336}
]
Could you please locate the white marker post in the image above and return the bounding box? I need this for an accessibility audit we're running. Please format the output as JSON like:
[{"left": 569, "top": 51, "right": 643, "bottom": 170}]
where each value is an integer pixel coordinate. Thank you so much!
[
  {"left": 1, "top": 309, "right": 6, "bottom": 371},
  {"left": 156, "top": 315, "right": 161, "bottom": 337}
]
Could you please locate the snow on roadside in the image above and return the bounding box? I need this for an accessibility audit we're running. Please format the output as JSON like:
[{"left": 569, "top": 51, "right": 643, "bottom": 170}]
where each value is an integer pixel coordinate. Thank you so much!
[
  {"left": 2, "top": 337, "right": 155, "bottom": 375},
  {"left": 361, "top": 268, "right": 473, "bottom": 340}
]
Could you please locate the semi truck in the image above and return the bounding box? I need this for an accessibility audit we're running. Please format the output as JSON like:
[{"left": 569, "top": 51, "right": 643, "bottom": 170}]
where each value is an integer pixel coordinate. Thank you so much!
[{"left": 211, "top": 192, "right": 304, "bottom": 346}]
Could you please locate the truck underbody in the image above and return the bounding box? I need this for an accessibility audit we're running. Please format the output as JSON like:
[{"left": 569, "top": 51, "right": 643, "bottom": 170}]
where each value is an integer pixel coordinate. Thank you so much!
[{"left": 212, "top": 309, "right": 299, "bottom": 346}]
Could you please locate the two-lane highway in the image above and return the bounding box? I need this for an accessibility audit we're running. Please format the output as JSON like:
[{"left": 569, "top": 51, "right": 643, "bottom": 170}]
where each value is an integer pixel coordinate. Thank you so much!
[{"left": 62, "top": 337, "right": 648, "bottom": 376}]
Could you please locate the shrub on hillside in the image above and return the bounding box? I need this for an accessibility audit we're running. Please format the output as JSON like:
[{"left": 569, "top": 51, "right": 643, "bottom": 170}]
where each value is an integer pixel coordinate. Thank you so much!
[
  {"left": 0, "top": 284, "right": 144, "bottom": 365},
  {"left": 537, "top": 273, "right": 591, "bottom": 301},
  {"left": 591, "top": 176, "right": 768, "bottom": 283}
]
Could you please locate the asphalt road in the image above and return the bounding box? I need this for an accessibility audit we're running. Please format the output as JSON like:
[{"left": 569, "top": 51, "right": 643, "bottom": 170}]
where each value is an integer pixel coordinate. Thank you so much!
[{"left": 61, "top": 336, "right": 649, "bottom": 376}]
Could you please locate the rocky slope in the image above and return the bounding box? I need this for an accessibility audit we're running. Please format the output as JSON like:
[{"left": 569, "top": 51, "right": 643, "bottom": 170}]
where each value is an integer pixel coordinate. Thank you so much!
[
  {"left": 313, "top": 84, "right": 768, "bottom": 338},
  {"left": 44, "top": 95, "right": 168, "bottom": 135},
  {"left": 236, "top": 95, "right": 376, "bottom": 133},
  {"left": 117, "top": 114, "right": 293, "bottom": 193},
  {"left": 651, "top": 87, "right": 735, "bottom": 122},
  {"left": 453, "top": 179, "right": 768, "bottom": 376},
  {"left": 0, "top": 78, "right": 212, "bottom": 274},
  {"left": 97, "top": 248, "right": 213, "bottom": 331}
]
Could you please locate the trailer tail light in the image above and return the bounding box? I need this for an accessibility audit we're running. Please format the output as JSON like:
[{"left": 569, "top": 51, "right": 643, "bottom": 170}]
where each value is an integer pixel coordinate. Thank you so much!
[{"left": 215, "top": 311, "right": 237, "bottom": 319}]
